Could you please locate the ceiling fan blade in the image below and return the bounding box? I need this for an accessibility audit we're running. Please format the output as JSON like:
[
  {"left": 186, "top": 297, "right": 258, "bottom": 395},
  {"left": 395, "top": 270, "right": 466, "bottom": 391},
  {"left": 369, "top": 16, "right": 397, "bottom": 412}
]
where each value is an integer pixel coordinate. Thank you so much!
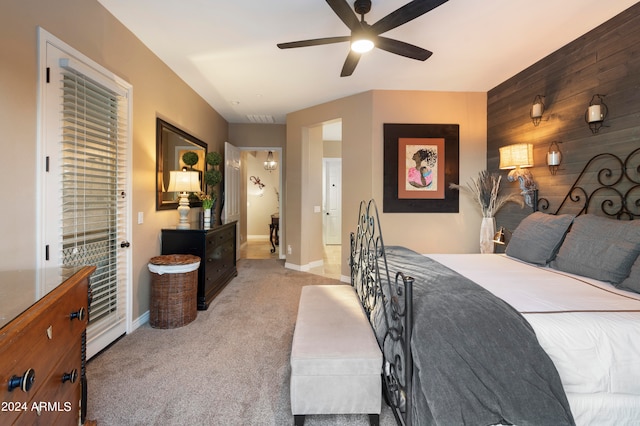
[
  {"left": 340, "top": 51, "right": 361, "bottom": 77},
  {"left": 326, "top": 0, "right": 361, "bottom": 30},
  {"left": 371, "top": 0, "right": 449, "bottom": 35},
  {"left": 277, "top": 36, "right": 350, "bottom": 49},
  {"left": 375, "top": 36, "right": 433, "bottom": 61}
]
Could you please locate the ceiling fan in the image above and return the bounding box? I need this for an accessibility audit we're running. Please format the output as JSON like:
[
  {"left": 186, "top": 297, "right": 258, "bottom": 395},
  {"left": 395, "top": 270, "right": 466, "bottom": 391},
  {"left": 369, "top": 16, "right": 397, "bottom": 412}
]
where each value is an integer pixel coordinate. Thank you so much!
[{"left": 277, "top": 0, "right": 449, "bottom": 77}]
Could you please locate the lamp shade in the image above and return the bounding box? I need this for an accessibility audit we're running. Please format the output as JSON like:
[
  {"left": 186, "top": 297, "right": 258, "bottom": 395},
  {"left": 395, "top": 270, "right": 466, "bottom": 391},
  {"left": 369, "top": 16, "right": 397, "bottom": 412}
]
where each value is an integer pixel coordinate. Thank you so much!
[
  {"left": 166, "top": 170, "right": 201, "bottom": 193},
  {"left": 499, "top": 144, "right": 534, "bottom": 169}
]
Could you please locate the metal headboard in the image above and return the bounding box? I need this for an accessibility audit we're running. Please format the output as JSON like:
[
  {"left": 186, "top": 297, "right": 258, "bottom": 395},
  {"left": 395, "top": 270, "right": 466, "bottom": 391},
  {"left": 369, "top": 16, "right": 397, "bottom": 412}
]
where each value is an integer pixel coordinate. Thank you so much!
[
  {"left": 539, "top": 147, "right": 640, "bottom": 219},
  {"left": 350, "top": 199, "right": 414, "bottom": 426}
]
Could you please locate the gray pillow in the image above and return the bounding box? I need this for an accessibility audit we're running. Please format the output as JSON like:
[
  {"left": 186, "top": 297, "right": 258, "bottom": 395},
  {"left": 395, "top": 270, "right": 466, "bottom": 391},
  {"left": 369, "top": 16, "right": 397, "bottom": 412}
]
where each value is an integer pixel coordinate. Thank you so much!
[
  {"left": 506, "top": 212, "right": 574, "bottom": 265},
  {"left": 550, "top": 214, "right": 640, "bottom": 284},
  {"left": 617, "top": 256, "right": 640, "bottom": 294}
]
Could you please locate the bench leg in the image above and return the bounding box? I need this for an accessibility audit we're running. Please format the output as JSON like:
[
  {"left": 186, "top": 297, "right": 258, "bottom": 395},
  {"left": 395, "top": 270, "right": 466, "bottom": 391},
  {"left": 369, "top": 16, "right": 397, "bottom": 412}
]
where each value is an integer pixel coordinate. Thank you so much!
[
  {"left": 369, "top": 413, "right": 380, "bottom": 426},
  {"left": 294, "top": 414, "right": 305, "bottom": 426}
]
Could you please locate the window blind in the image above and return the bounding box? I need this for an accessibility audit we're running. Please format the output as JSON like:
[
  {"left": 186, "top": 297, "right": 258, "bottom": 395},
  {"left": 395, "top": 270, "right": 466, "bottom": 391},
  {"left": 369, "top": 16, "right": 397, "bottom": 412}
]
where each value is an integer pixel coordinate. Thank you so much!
[{"left": 59, "top": 64, "right": 128, "bottom": 329}]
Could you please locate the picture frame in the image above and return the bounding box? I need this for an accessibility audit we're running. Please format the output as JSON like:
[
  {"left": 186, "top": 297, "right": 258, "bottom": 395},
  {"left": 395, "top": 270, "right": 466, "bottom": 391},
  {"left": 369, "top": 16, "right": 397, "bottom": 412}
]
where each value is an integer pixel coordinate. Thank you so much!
[{"left": 383, "top": 123, "right": 460, "bottom": 213}]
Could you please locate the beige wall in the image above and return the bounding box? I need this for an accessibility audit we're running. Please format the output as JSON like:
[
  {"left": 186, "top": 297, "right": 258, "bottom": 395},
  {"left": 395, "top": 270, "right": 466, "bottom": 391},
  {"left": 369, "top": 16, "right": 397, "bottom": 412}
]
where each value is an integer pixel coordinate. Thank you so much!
[
  {"left": 286, "top": 90, "right": 487, "bottom": 277},
  {"left": 1, "top": 0, "right": 228, "bottom": 321}
]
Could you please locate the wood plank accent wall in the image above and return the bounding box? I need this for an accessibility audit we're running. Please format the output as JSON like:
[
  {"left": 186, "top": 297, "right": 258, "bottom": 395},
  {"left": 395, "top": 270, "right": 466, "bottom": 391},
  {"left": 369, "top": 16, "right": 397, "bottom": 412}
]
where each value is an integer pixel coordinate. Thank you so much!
[{"left": 487, "top": 2, "right": 640, "bottom": 233}]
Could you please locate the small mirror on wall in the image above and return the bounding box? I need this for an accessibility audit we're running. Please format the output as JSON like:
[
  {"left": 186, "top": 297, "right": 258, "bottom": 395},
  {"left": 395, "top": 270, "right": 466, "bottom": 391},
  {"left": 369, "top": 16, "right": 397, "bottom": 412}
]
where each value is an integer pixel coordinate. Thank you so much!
[{"left": 156, "top": 118, "right": 207, "bottom": 210}]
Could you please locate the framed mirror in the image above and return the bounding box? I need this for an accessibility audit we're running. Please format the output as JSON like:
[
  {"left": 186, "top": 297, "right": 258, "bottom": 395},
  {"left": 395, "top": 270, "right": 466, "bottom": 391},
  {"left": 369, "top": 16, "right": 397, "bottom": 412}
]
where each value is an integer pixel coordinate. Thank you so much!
[{"left": 156, "top": 118, "right": 207, "bottom": 210}]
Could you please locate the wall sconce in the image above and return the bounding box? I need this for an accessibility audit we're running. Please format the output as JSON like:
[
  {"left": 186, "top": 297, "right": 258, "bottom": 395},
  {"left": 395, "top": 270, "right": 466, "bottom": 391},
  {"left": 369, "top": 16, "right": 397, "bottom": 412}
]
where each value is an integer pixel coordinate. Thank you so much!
[
  {"left": 499, "top": 143, "right": 537, "bottom": 209},
  {"left": 530, "top": 95, "right": 545, "bottom": 126},
  {"left": 264, "top": 151, "right": 278, "bottom": 172},
  {"left": 585, "top": 94, "right": 608, "bottom": 134},
  {"left": 166, "top": 170, "right": 201, "bottom": 229},
  {"left": 547, "top": 141, "right": 562, "bottom": 175}
]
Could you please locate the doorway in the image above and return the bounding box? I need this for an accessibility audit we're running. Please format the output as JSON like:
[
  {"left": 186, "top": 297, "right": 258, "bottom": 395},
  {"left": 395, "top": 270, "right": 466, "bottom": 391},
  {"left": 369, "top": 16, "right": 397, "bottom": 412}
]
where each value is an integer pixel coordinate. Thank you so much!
[
  {"left": 241, "top": 149, "right": 282, "bottom": 259},
  {"left": 323, "top": 158, "right": 342, "bottom": 245},
  {"left": 307, "top": 121, "right": 342, "bottom": 280}
]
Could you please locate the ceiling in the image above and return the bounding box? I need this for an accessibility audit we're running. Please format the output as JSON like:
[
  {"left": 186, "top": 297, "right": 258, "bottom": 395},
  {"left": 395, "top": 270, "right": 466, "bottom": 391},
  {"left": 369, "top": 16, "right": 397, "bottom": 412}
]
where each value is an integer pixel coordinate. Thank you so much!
[{"left": 97, "top": 0, "right": 637, "bottom": 125}]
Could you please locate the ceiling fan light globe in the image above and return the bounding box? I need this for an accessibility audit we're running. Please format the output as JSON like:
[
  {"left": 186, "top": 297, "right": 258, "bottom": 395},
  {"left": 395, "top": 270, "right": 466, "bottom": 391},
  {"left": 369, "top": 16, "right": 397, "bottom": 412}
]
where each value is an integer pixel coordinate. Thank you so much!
[{"left": 351, "top": 38, "right": 374, "bottom": 53}]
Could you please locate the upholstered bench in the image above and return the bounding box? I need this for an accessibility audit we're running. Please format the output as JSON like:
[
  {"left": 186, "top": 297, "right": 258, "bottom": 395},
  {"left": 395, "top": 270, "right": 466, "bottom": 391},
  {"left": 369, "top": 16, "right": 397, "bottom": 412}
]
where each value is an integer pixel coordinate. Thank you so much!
[{"left": 290, "top": 285, "right": 382, "bottom": 426}]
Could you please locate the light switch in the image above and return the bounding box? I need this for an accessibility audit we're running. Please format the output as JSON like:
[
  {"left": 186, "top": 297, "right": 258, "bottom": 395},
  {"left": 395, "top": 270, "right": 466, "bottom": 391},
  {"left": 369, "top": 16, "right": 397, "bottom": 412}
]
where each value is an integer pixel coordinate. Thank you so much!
[{"left": 137, "top": 212, "right": 144, "bottom": 224}]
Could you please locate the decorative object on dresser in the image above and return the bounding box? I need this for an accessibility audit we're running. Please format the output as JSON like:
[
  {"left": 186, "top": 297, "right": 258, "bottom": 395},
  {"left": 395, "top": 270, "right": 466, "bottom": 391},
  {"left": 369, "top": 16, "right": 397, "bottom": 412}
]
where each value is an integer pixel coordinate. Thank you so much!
[
  {"left": 161, "top": 221, "right": 237, "bottom": 310},
  {"left": 166, "top": 170, "right": 201, "bottom": 229},
  {"left": 0, "top": 266, "right": 96, "bottom": 425},
  {"left": 199, "top": 194, "right": 214, "bottom": 228}
]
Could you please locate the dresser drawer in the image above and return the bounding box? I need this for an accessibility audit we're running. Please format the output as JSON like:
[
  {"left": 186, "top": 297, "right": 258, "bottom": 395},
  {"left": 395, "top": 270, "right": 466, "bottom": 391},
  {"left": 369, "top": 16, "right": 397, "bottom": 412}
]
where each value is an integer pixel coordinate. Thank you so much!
[
  {"left": 0, "top": 279, "right": 87, "bottom": 406},
  {"left": 207, "top": 226, "right": 234, "bottom": 247},
  {"left": 162, "top": 222, "right": 237, "bottom": 310},
  {"left": 5, "top": 340, "right": 82, "bottom": 425},
  {"left": 0, "top": 267, "right": 92, "bottom": 426}
]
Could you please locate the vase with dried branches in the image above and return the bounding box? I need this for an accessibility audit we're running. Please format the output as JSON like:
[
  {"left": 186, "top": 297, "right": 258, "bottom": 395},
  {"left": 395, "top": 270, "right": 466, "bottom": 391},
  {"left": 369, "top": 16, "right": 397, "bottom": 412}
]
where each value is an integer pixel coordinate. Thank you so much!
[{"left": 450, "top": 171, "right": 523, "bottom": 253}]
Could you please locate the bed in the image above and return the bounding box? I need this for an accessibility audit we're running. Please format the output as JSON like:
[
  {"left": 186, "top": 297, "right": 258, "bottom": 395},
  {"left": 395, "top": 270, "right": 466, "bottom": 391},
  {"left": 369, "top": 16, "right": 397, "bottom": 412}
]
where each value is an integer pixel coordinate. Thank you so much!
[{"left": 350, "top": 148, "right": 640, "bottom": 426}]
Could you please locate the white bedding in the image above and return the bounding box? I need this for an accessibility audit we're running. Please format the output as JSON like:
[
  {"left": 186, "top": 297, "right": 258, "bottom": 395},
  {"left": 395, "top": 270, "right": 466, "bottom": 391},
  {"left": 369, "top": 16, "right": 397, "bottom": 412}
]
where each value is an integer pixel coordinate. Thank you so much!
[{"left": 427, "top": 253, "right": 640, "bottom": 426}]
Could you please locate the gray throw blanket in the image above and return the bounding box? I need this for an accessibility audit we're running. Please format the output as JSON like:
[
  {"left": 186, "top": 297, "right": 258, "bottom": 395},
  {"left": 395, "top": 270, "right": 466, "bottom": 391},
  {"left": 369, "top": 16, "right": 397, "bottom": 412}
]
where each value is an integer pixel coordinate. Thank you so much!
[{"left": 381, "top": 246, "right": 575, "bottom": 426}]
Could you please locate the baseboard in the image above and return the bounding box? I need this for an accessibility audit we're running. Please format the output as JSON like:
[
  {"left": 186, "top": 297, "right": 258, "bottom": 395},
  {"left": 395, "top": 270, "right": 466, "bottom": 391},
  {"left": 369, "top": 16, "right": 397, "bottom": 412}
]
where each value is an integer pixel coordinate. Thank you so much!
[
  {"left": 284, "top": 259, "right": 323, "bottom": 272},
  {"left": 131, "top": 310, "right": 149, "bottom": 331}
]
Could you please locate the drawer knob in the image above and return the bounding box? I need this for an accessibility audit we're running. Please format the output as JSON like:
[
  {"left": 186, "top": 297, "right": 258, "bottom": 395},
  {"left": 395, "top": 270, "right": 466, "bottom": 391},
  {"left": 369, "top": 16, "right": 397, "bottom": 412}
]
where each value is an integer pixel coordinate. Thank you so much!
[
  {"left": 70, "top": 307, "right": 85, "bottom": 321},
  {"left": 8, "top": 368, "right": 35, "bottom": 392},
  {"left": 62, "top": 369, "right": 78, "bottom": 384}
]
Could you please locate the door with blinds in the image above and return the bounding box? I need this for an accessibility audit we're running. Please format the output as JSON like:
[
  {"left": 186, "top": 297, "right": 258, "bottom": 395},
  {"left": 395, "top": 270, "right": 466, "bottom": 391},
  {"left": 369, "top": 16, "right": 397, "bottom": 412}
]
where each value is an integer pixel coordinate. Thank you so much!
[{"left": 39, "top": 29, "right": 132, "bottom": 359}]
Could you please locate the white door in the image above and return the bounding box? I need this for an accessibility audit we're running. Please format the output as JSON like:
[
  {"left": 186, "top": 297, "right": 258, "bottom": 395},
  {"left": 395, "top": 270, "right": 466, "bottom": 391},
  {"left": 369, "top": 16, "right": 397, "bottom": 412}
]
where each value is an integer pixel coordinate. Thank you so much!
[
  {"left": 323, "top": 158, "right": 342, "bottom": 245},
  {"left": 39, "top": 29, "right": 131, "bottom": 359},
  {"left": 223, "top": 142, "right": 241, "bottom": 258}
]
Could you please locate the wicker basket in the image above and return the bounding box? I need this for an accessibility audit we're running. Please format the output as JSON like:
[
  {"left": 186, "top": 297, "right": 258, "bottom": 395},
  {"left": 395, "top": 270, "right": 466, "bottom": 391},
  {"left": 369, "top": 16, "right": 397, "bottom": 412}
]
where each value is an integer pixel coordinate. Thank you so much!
[{"left": 148, "top": 254, "right": 200, "bottom": 329}]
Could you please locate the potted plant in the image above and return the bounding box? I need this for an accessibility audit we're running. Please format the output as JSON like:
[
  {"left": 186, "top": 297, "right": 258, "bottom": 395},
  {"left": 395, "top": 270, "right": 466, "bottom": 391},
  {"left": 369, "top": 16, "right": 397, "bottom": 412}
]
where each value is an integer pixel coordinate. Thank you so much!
[{"left": 198, "top": 193, "right": 214, "bottom": 227}]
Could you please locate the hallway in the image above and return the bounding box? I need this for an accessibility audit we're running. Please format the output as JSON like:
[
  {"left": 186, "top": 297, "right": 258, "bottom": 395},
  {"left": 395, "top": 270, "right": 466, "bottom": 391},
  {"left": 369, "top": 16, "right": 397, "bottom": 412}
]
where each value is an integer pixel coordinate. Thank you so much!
[{"left": 240, "top": 240, "right": 342, "bottom": 281}]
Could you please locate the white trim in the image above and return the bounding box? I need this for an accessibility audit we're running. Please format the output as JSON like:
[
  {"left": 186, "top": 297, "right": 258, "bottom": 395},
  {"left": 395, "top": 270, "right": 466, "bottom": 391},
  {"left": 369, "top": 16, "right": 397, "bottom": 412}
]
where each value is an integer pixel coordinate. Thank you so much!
[
  {"left": 131, "top": 311, "right": 150, "bottom": 332},
  {"left": 284, "top": 259, "right": 324, "bottom": 272}
]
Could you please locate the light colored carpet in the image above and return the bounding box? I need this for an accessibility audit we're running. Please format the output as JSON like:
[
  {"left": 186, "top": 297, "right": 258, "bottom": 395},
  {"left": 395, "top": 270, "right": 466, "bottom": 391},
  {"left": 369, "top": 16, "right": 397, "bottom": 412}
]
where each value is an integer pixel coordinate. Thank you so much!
[{"left": 86, "top": 258, "right": 396, "bottom": 425}]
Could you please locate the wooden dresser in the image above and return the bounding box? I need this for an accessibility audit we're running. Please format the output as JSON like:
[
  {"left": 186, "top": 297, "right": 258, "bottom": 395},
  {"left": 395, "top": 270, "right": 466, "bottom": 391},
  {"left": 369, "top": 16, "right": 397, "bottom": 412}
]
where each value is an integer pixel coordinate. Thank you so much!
[
  {"left": 0, "top": 265, "right": 95, "bottom": 425},
  {"left": 161, "top": 221, "right": 237, "bottom": 310}
]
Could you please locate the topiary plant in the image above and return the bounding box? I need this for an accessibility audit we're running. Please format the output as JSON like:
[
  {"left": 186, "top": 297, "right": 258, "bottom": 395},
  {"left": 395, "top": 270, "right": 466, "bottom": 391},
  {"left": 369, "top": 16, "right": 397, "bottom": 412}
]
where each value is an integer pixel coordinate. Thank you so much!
[
  {"left": 206, "top": 151, "right": 222, "bottom": 167},
  {"left": 204, "top": 169, "right": 222, "bottom": 190},
  {"left": 182, "top": 151, "right": 199, "bottom": 168},
  {"left": 204, "top": 151, "right": 223, "bottom": 206}
]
